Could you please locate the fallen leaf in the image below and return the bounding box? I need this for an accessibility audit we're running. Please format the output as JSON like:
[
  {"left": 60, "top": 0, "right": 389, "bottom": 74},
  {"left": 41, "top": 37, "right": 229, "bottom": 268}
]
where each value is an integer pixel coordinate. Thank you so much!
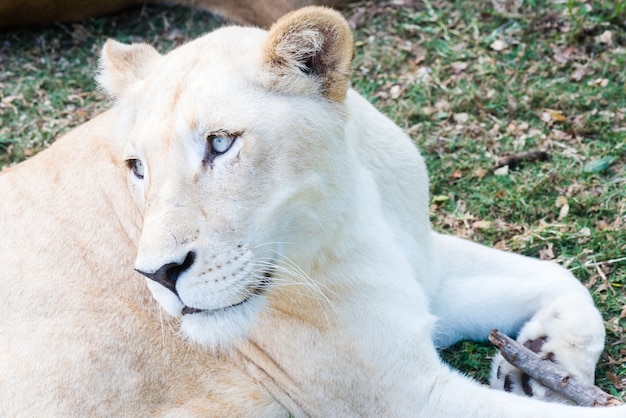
[
  {"left": 494, "top": 240, "right": 509, "bottom": 250},
  {"left": 596, "top": 220, "right": 609, "bottom": 230},
  {"left": 606, "top": 372, "right": 623, "bottom": 390},
  {"left": 453, "top": 112, "right": 469, "bottom": 124},
  {"left": 415, "top": 66, "right": 432, "bottom": 83},
  {"left": 551, "top": 129, "right": 573, "bottom": 141},
  {"left": 490, "top": 39, "right": 507, "bottom": 51},
  {"left": 583, "top": 156, "right": 617, "bottom": 173},
  {"left": 558, "top": 203, "right": 569, "bottom": 220},
  {"left": 506, "top": 121, "right": 518, "bottom": 133},
  {"left": 596, "top": 280, "right": 609, "bottom": 293},
  {"left": 555, "top": 196, "right": 568, "bottom": 207},
  {"left": 539, "top": 243, "right": 555, "bottom": 260},
  {"left": 507, "top": 95, "right": 518, "bottom": 115},
  {"left": 555, "top": 195, "right": 570, "bottom": 220},
  {"left": 432, "top": 195, "right": 450, "bottom": 204},
  {"left": 494, "top": 190, "right": 506, "bottom": 198},
  {"left": 421, "top": 106, "right": 436, "bottom": 116},
  {"left": 585, "top": 273, "right": 599, "bottom": 289},
  {"left": 389, "top": 85, "right": 401, "bottom": 99},
  {"left": 491, "top": 0, "right": 520, "bottom": 13},
  {"left": 472, "top": 220, "right": 492, "bottom": 230},
  {"left": 597, "top": 30, "right": 613, "bottom": 46},
  {"left": 552, "top": 46, "right": 578, "bottom": 64},
  {"left": 474, "top": 168, "right": 488, "bottom": 179},
  {"left": 587, "top": 78, "right": 609, "bottom": 87},
  {"left": 414, "top": 53, "right": 426, "bottom": 65},
  {"left": 542, "top": 108, "right": 567, "bottom": 123},
  {"left": 435, "top": 100, "right": 450, "bottom": 111},
  {"left": 450, "top": 61, "right": 468, "bottom": 74},
  {"left": 71, "top": 24, "right": 91, "bottom": 39},
  {"left": 494, "top": 165, "right": 509, "bottom": 176},
  {"left": 569, "top": 63, "right": 592, "bottom": 82}
]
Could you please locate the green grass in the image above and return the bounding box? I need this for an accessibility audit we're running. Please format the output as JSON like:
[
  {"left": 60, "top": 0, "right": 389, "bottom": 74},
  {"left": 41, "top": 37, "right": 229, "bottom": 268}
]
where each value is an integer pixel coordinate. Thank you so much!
[{"left": 1, "top": 0, "right": 625, "bottom": 398}]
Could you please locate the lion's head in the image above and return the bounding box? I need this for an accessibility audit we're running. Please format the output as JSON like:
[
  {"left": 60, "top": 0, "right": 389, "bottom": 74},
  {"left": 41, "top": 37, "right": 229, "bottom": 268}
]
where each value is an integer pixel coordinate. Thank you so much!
[{"left": 97, "top": 7, "right": 355, "bottom": 349}]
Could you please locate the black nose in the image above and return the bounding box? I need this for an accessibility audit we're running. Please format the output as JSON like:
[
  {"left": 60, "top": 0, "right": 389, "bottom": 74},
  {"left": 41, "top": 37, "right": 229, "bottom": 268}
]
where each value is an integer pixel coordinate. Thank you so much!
[{"left": 135, "top": 251, "right": 196, "bottom": 295}]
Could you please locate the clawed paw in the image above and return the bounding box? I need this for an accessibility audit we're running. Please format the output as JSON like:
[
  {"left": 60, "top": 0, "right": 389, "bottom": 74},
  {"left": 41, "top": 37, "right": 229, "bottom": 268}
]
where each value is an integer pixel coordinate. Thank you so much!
[
  {"left": 490, "top": 336, "right": 568, "bottom": 402},
  {"left": 489, "top": 296, "right": 605, "bottom": 402}
]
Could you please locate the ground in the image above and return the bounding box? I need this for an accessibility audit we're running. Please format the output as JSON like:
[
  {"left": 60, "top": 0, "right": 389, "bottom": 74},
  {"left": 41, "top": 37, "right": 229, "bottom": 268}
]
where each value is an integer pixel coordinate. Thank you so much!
[{"left": 0, "top": 0, "right": 624, "bottom": 398}]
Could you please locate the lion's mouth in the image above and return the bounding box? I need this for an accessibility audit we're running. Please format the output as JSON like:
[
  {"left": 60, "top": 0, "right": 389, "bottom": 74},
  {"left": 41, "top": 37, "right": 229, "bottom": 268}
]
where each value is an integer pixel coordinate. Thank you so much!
[
  {"left": 181, "top": 306, "right": 205, "bottom": 315},
  {"left": 181, "top": 269, "right": 273, "bottom": 316},
  {"left": 182, "top": 296, "right": 252, "bottom": 315}
]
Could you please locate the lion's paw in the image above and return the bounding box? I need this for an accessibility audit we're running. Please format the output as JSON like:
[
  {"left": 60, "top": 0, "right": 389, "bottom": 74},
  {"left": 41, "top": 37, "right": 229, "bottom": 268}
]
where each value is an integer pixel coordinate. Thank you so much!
[
  {"left": 489, "top": 295, "right": 605, "bottom": 402},
  {"left": 490, "top": 337, "right": 570, "bottom": 402}
]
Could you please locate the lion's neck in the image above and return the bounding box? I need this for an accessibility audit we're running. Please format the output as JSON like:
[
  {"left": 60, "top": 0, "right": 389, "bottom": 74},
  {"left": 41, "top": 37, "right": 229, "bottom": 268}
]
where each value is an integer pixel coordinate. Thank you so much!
[{"left": 240, "top": 195, "right": 437, "bottom": 414}]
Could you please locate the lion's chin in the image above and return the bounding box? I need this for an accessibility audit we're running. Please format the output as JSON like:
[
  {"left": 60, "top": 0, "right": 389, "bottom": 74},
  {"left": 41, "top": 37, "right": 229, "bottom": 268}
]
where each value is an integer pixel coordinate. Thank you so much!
[{"left": 180, "top": 294, "right": 266, "bottom": 350}]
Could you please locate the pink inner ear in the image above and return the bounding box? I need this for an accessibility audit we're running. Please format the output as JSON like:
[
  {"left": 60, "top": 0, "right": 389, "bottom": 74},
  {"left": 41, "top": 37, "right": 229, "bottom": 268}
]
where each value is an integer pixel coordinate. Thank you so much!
[
  {"left": 262, "top": 7, "right": 354, "bottom": 102},
  {"left": 96, "top": 40, "right": 161, "bottom": 99}
]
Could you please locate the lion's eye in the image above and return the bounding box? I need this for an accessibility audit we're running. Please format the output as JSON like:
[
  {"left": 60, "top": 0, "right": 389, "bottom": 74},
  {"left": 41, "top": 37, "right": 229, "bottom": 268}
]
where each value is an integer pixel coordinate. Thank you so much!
[
  {"left": 209, "top": 133, "right": 235, "bottom": 155},
  {"left": 126, "top": 159, "right": 145, "bottom": 180}
]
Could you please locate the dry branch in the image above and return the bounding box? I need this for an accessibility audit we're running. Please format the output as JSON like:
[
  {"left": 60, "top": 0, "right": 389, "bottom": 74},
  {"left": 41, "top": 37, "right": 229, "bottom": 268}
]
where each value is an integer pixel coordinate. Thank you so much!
[
  {"left": 496, "top": 149, "right": 549, "bottom": 169},
  {"left": 489, "top": 329, "right": 623, "bottom": 407}
]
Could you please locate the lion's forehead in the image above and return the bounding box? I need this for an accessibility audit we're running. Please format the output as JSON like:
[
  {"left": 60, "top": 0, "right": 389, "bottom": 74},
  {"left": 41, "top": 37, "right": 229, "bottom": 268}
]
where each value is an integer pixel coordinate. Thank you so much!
[
  {"left": 138, "top": 68, "right": 257, "bottom": 116},
  {"left": 151, "top": 28, "right": 266, "bottom": 91},
  {"left": 133, "top": 79, "right": 323, "bottom": 152}
]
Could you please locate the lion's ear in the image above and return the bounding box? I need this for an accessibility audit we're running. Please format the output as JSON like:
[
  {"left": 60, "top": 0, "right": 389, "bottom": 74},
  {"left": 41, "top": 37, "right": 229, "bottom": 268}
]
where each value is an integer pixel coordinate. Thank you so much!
[
  {"left": 96, "top": 39, "right": 161, "bottom": 99},
  {"left": 262, "top": 6, "right": 353, "bottom": 102}
]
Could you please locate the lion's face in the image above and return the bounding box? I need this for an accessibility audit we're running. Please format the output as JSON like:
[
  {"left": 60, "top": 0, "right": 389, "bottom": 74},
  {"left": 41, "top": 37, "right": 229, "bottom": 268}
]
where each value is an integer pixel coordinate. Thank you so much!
[{"left": 97, "top": 8, "right": 354, "bottom": 348}]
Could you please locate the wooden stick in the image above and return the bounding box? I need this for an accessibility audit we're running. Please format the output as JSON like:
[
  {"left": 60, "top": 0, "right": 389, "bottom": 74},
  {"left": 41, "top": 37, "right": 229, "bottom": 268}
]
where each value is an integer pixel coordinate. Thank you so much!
[
  {"left": 489, "top": 329, "right": 623, "bottom": 407},
  {"left": 496, "top": 150, "right": 549, "bottom": 169}
]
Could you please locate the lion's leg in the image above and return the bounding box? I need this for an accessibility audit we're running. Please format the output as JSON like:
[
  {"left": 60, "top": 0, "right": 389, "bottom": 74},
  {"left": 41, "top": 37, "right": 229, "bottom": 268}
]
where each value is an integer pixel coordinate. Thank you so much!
[{"left": 427, "top": 232, "right": 605, "bottom": 401}]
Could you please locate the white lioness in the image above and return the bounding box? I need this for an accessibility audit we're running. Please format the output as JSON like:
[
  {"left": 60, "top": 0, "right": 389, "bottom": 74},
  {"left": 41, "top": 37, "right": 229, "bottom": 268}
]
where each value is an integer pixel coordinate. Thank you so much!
[{"left": 0, "top": 7, "right": 623, "bottom": 417}]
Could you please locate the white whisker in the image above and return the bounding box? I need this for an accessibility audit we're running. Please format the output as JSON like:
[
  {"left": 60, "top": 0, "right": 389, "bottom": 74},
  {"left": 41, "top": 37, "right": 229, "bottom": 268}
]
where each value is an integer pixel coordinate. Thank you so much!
[
  {"left": 250, "top": 241, "right": 294, "bottom": 250},
  {"left": 241, "top": 245, "right": 339, "bottom": 333},
  {"left": 255, "top": 255, "right": 338, "bottom": 305}
]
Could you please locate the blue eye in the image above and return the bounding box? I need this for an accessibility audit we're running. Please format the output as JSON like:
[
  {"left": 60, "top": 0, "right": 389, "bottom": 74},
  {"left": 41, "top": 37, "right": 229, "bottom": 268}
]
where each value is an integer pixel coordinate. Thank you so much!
[
  {"left": 211, "top": 135, "right": 234, "bottom": 154},
  {"left": 206, "top": 132, "right": 238, "bottom": 164},
  {"left": 126, "top": 159, "right": 145, "bottom": 179}
]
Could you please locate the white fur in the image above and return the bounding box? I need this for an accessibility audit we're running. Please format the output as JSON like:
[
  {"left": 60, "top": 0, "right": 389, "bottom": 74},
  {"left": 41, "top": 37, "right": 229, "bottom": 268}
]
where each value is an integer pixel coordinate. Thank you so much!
[{"left": 1, "top": 7, "right": 622, "bottom": 417}]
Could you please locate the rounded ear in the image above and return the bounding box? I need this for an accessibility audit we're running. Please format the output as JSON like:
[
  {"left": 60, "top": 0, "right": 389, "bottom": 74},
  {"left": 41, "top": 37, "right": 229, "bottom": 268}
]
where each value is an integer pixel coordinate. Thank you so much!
[
  {"left": 262, "top": 6, "right": 353, "bottom": 102},
  {"left": 96, "top": 39, "right": 161, "bottom": 99}
]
